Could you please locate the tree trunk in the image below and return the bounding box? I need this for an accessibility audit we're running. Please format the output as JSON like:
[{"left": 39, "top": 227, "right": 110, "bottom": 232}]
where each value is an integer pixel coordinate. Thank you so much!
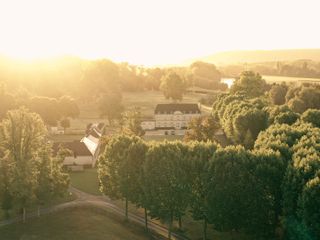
[
  {"left": 203, "top": 218, "right": 207, "bottom": 240},
  {"left": 168, "top": 211, "right": 173, "bottom": 240},
  {"left": 37, "top": 206, "right": 40, "bottom": 217},
  {"left": 125, "top": 198, "right": 128, "bottom": 221},
  {"left": 178, "top": 215, "right": 182, "bottom": 230},
  {"left": 22, "top": 207, "right": 26, "bottom": 223},
  {"left": 144, "top": 208, "right": 148, "bottom": 232}
]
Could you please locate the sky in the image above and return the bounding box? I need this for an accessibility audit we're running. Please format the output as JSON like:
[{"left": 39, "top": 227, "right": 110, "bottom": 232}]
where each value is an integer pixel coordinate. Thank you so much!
[{"left": 0, "top": 0, "right": 319, "bottom": 66}]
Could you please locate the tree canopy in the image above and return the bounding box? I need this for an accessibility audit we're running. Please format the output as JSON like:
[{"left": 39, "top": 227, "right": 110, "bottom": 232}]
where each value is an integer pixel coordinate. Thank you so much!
[{"left": 160, "top": 71, "right": 186, "bottom": 101}]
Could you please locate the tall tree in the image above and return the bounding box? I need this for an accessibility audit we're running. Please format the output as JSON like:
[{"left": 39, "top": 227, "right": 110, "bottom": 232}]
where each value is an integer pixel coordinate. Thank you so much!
[
  {"left": 81, "top": 59, "right": 120, "bottom": 98},
  {"left": 230, "top": 71, "right": 267, "bottom": 97},
  {"left": 0, "top": 155, "right": 13, "bottom": 219},
  {"left": 0, "top": 82, "right": 16, "bottom": 119},
  {"left": 184, "top": 116, "right": 220, "bottom": 142},
  {"left": 60, "top": 118, "right": 71, "bottom": 132},
  {"left": 187, "top": 141, "right": 218, "bottom": 240},
  {"left": 120, "top": 107, "right": 145, "bottom": 137},
  {"left": 269, "top": 83, "right": 288, "bottom": 105},
  {"left": 301, "top": 109, "right": 320, "bottom": 128},
  {"left": 143, "top": 141, "right": 189, "bottom": 239},
  {"left": 98, "top": 91, "right": 124, "bottom": 126},
  {"left": 58, "top": 95, "right": 80, "bottom": 118},
  {"left": 0, "top": 107, "right": 46, "bottom": 222},
  {"left": 34, "top": 144, "right": 69, "bottom": 217},
  {"left": 208, "top": 146, "right": 276, "bottom": 238},
  {"left": 28, "top": 96, "right": 61, "bottom": 126},
  {"left": 160, "top": 72, "right": 186, "bottom": 101},
  {"left": 98, "top": 135, "right": 147, "bottom": 221}
]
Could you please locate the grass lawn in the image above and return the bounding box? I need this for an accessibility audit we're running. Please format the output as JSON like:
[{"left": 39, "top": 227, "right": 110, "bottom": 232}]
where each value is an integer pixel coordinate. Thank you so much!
[
  {"left": 70, "top": 168, "right": 101, "bottom": 195},
  {"left": 49, "top": 134, "right": 84, "bottom": 142},
  {"left": 122, "top": 91, "right": 207, "bottom": 118},
  {"left": 0, "top": 208, "right": 150, "bottom": 240},
  {"left": 0, "top": 192, "right": 76, "bottom": 222},
  {"left": 69, "top": 169, "right": 251, "bottom": 240}
]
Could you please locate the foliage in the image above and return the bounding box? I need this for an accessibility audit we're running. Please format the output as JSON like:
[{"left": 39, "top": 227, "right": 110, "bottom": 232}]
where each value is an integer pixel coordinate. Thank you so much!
[
  {"left": 58, "top": 96, "right": 80, "bottom": 118},
  {"left": 266, "top": 105, "right": 300, "bottom": 125},
  {"left": 255, "top": 123, "right": 320, "bottom": 238},
  {"left": 187, "top": 141, "right": 218, "bottom": 240},
  {"left": 286, "top": 84, "right": 320, "bottom": 113},
  {"left": 269, "top": 83, "right": 288, "bottom": 105},
  {"left": 0, "top": 83, "right": 16, "bottom": 120},
  {"left": 120, "top": 107, "right": 145, "bottom": 137},
  {"left": 209, "top": 146, "right": 276, "bottom": 237},
  {"left": 60, "top": 118, "right": 70, "bottom": 131},
  {"left": 98, "top": 135, "right": 147, "bottom": 219},
  {"left": 212, "top": 93, "right": 268, "bottom": 148},
  {"left": 184, "top": 116, "right": 220, "bottom": 142},
  {"left": 143, "top": 141, "right": 189, "bottom": 238},
  {"left": 81, "top": 59, "right": 120, "bottom": 98},
  {"left": 98, "top": 91, "right": 124, "bottom": 126},
  {"left": 301, "top": 109, "right": 320, "bottom": 128},
  {"left": 189, "top": 61, "right": 226, "bottom": 90},
  {"left": 160, "top": 71, "right": 186, "bottom": 101},
  {"left": 230, "top": 71, "right": 267, "bottom": 97},
  {"left": 27, "top": 95, "right": 79, "bottom": 126},
  {"left": 0, "top": 108, "right": 69, "bottom": 220}
]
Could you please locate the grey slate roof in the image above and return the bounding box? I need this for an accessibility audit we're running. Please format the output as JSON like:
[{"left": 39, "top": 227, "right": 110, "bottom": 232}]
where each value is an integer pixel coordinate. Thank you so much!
[
  {"left": 154, "top": 103, "right": 200, "bottom": 114},
  {"left": 52, "top": 141, "right": 92, "bottom": 157}
]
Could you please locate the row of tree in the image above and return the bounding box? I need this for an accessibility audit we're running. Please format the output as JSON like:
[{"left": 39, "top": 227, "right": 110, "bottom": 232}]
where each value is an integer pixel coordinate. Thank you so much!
[
  {"left": 0, "top": 57, "right": 226, "bottom": 100},
  {"left": 0, "top": 108, "right": 69, "bottom": 221},
  {"left": 97, "top": 125, "right": 320, "bottom": 239},
  {"left": 0, "top": 83, "right": 80, "bottom": 127},
  {"left": 211, "top": 71, "right": 320, "bottom": 149},
  {"left": 219, "top": 60, "right": 320, "bottom": 79},
  {"left": 255, "top": 122, "right": 320, "bottom": 240}
]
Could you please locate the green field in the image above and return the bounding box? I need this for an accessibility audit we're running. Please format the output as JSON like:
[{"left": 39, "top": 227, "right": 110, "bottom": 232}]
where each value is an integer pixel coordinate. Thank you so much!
[
  {"left": 263, "top": 75, "right": 320, "bottom": 84},
  {"left": 0, "top": 192, "right": 76, "bottom": 222},
  {"left": 69, "top": 91, "right": 207, "bottom": 132},
  {"left": 70, "top": 168, "right": 101, "bottom": 195},
  {"left": 49, "top": 90, "right": 209, "bottom": 143},
  {"left": 0, "top": 208, "right": 150, "bottom": 240}
]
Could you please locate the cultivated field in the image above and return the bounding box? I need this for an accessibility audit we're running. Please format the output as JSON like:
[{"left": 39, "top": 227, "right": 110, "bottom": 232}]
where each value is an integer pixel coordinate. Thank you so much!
[{"left": 0, "top": 208, "right": 150, "bottom": 240}]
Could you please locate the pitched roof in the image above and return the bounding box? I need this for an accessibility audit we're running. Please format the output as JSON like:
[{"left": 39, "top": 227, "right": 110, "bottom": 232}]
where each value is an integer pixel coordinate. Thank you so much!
[
  {"left": 52, "top": 141, "right": 92, "bottom": 157},
  {"left": 155, "top": 103, "right": 201, "bottom": 114}
]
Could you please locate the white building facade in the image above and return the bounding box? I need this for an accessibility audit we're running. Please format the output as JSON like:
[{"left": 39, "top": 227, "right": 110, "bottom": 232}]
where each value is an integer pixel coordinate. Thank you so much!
[{"left": 154, "top": 103, "right": 201, "bottom": 130}]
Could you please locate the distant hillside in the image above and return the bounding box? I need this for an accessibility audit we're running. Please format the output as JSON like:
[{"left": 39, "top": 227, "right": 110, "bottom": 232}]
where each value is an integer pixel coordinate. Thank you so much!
[{"left": 191, "top": 49, "right": 320, "bottom": 65}]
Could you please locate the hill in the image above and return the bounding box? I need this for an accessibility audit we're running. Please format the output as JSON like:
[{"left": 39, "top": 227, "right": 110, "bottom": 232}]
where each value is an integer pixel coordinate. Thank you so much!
[{"left": 191, "top": 49, "right": 320, "bottom": 65}]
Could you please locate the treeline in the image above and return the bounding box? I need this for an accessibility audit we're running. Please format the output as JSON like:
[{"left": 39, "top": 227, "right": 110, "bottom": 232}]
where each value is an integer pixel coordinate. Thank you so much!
[
  {"left": 0, "top": 83, "right": 79, "bottom": 126},
  {"left": 211, "top": 71, "right": 320, "bottom": 148},
  {"left": 0, "top": 108, "right": 69, "bottom": 221},
  {"left": 98, "top": 125, "right": 320, "bottom": 239},
  {"left": 0, "top": 57, "right": 227, "bottom": 100},
  {"left": 220, "top": 60, "right": 320, "bottom": 78}
]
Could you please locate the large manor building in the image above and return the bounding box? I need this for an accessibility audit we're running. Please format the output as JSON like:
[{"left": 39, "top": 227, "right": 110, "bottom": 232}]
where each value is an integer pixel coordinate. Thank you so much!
[{"left": 141, "top": 103, "right": 201, "bottom": 130}]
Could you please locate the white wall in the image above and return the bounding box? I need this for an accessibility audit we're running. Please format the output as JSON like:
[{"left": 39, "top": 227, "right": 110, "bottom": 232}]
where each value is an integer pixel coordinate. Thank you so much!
[{"left": 155, "top": 112, "right": 200, "bottom": 129}]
